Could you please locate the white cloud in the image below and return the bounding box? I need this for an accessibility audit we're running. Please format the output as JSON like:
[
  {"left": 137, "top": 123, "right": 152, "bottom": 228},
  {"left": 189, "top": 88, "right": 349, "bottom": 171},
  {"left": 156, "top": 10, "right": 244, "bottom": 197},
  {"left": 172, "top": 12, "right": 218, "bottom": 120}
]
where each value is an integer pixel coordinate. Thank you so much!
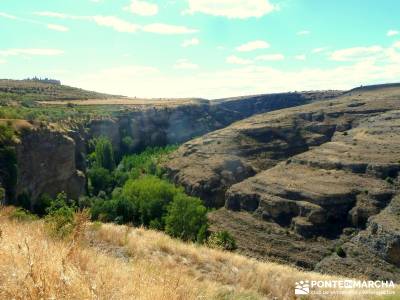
[
  {"left": 394, "top": 41, "right": 400, "bottom": 49},
  {"left": 0, "top": 59, "right": 6, "bottom": 64},
  {"left": 182, "top": 38, "right": 200, "bottom": 47},
  {"left": 0, "top": 12, "right": 17, "bottom": 19},
  {"left": 35, "top": 12, "right": 197, "bottom": 35},
  {"left": 226, "top": 55, "right": 252, "bottom": 65},
  {"left": 330, "top": 46, "right": 383, "bottom": 61},
  {"left": 143, "top": 23, "right": 198, "bottom": 34},
  {"left": 47, "top": 24, "right": 69, "bottom": 32},
  {"left": 297, "top": 30, "right": 310, "bottom": 36},
  {"left": 184, "top": 0, "right": 277, "bottom": 19},
  {"left": 236, "top": 40, "right": 270, "bottom": 52},
  {"left": 387, "top": 30, "right": 399, "bottom": 37},
  {"left": 67, "top": 58, "right": 400, "bottom": 99},
  {"left": 174, "top": 59, "right": 199, "bottom": 69},
  {"left": 34, "top": 12, "right": 72, "bottom": 19},
  {"left": 1, "top": 11, "right": 69, "bottom": 33},
  {"left": 125, "top": 0, "right": 158, "bottom": 16},
  {"left": 295, "top": 54, "right": 306, "bottom": 60},
  {"left": 0, "top": 48, "right": 64, "bottom": 56},
  {"left": 312, "top": 47, "right": 329, "bottom": 54},
  {"left": 256, "top": 53, "right": 284, "bottom": 61},
  {"left": 92, "top": 16, "right": 139, "bottom": 32}
]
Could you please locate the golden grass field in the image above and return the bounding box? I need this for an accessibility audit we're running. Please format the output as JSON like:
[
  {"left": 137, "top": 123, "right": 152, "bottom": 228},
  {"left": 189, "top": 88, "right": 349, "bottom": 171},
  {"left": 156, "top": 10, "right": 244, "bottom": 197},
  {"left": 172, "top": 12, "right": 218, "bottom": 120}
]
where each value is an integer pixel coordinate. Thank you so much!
[{"left": 0, "top": 206, "right": 397, "bottom": 300}]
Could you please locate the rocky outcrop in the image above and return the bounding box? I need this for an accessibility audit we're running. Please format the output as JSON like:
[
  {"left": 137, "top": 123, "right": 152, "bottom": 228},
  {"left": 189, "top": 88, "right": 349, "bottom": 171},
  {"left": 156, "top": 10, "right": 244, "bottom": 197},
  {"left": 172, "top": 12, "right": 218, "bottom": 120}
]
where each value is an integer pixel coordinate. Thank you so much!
[
  {"left": 166, "top": 84, "right": 400, "bottom": 279},
  {"left": 14, "top": 127, "right": 85, "bottom": 207},
  {"left": 86, "top": 91, "right": 341, "bottom": 154}
]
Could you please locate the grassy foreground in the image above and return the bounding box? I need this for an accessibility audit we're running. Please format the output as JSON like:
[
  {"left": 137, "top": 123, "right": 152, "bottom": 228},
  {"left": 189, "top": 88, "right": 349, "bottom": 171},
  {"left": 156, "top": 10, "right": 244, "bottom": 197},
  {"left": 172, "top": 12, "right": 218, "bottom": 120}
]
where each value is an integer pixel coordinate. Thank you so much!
[{"left": 0, "top": 207, "right": 395, "bottom": 300}]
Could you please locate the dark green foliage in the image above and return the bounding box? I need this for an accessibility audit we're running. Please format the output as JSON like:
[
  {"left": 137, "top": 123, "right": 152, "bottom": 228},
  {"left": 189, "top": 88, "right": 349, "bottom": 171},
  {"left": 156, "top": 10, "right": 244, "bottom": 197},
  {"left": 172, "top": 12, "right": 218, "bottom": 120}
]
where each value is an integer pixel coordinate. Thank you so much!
[
  {"left": 88, "top": 144, "right": 208, "bottom": 242},
  {"left": 93, "top": 136, "right": 116, "bottom": 171},
  {"left": 121, "top": 136, "right": 134, "bottom": 154},
  {"left": 335, "top": 245, "right": 346, "bottom": 258},
  {"left": 45, "top": 192, "right": 75, "bottom": 214},
  {"left": 119, "top": 145, "right": 177, "bottom": 179},
  {"left": 33, "top": 193, "right": 53, "bottom": 216},
  {"left": 0, "top": 186, "right": 5, "bottom": 204},
  {"left": 90, "top": 174, "right": 209, "bottom": 242},
  {"left": 0, "top": 146, "right": 17, "bottom": 201},
  {"left": 207, "top": 231, "right": 237, "bottom": 251},
  {"left": 16, "top": 192, "right": 31, "bottom": 210},
  {"left": 386, "top": 177, "right": 394, "bottom": 185},
  {"left": 121, "top": 175, "right": 180, "bottom": 227},
  {"left": 44, "top": 192, "right": 76, "bottom": 239},
  {"left": 165, "top": 194, "right": 208, "bottom": 242},
  {"left": 0, "top": 124, "right": 17, "bottom": 202},
  {"left": 88, "top": 167, "right": 114, "bottom": 196}
]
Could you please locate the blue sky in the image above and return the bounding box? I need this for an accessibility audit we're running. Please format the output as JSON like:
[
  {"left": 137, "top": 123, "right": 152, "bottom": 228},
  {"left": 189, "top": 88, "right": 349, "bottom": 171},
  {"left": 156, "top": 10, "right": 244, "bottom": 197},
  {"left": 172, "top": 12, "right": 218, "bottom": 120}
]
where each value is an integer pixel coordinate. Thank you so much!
[{"left": 1, "top": 0, "right": 400, "bottom": 98}]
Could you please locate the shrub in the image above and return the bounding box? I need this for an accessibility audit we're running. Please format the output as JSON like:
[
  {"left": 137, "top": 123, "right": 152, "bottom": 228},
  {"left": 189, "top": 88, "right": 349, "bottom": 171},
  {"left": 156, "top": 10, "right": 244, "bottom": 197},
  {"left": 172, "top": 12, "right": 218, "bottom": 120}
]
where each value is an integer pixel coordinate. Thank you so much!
[
  {"left": 385, "top": 177, "right": 394, "bottom": 185},
  {"left": 87, "top": 167, "right": 114, "bottom": 196},
  {"left": 165, "top": 194, "right": 208, "bottom": 242},
  {"left": 335, "top": 245, "right": 346, "bottom": 258},
  {"left": 94, "top": 136, "right": 116, "bottom": 171},
  {"left": 207, "top": 231, "right": 237, "bottom": 251},
  {"left": 119, "top": 145, "right": 177, "bottom": 179},
  {"left": 121, "top": 175, "right": 180, "bottom": 227},
  {"left": 121, "top": 136, "right": 134, "bottom": 154},
  {"left": 33, "top": 193, "right": 53, "bottom": 216},
  {"left": 15, "top": 192, "right": 31, "bottom": 210},
  {"left": 45, "top": 193, "right": 75, "bottom": 239},
  {"left": 9, "top": 208, "right": 38, "bottom": 222}
]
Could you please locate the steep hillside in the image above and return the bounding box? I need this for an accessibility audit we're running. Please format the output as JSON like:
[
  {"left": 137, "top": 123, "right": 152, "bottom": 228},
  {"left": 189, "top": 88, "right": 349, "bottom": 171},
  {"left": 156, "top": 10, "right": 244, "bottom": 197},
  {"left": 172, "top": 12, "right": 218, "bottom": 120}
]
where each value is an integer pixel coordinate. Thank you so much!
[
  {"left": 0, "top": 79, "right": 119, "bottom": 102},
  {"left": 0, "top": 80, "right": 340, "bottom": 207},
  {"left": 165, "top": 84, "right": 400, "bottom": 279},
  {"left": 0, "top": 207, "right": 385, "bottom": 300}
]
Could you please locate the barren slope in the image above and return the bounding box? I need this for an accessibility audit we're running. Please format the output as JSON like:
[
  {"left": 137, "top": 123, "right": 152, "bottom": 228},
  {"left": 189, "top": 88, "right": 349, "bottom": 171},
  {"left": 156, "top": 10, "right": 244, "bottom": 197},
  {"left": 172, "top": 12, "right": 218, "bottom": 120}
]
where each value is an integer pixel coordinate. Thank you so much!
[{"left": 165, "top": 84, "right": 400, "bottom": 279}]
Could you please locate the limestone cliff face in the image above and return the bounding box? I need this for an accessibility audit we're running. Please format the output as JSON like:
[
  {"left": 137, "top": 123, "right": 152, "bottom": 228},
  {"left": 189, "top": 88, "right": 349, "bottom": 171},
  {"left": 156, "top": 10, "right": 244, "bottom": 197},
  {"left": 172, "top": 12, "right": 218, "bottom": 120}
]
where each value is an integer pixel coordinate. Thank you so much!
[
  {"left": 15, "top": 128, "right": 85, "bottom": 207},
  {"left": 86, "top": 92, "right": 334, "bottom": 153},
  {"left": 165, "top": 84, "right": 400, "bottom": 280}
]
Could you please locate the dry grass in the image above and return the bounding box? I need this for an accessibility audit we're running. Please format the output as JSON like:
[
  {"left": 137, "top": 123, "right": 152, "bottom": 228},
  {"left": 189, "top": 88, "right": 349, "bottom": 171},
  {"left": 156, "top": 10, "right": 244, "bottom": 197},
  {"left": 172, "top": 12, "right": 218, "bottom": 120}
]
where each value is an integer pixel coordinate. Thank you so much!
[{"left": 0, "top": 207, "right": 397, "bottom": 299}]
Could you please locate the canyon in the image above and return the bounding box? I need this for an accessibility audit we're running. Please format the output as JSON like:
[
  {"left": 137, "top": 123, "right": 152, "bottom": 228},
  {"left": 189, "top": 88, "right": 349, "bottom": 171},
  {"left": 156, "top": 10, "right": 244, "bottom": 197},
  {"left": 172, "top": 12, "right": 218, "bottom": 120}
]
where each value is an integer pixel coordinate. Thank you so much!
[{"left": 1, "top": 81, "right": 399, "bottom": 281}]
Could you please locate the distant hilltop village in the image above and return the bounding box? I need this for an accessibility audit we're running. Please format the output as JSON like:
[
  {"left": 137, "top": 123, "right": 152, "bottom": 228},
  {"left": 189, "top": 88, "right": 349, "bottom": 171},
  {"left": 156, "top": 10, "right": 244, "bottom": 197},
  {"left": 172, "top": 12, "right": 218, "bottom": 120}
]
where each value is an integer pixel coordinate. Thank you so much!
[{"left": 25, "top": 77, "right": 61, "bottom": 85}]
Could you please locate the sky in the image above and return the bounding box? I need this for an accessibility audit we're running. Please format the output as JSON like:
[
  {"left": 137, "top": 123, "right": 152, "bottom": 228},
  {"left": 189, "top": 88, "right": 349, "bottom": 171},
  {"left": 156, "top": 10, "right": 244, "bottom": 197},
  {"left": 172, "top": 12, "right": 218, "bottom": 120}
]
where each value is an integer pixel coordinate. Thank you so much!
[{"left": 0, "top": 0, "right": 400, "bottom": 99}]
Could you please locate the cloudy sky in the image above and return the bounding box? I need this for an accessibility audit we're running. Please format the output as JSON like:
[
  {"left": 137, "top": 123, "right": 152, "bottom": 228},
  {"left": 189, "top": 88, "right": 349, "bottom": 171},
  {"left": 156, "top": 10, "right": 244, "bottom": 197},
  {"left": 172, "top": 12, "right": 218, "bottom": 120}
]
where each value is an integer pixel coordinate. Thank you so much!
[{"left": 1, "top": 0, "right": 400, "bottom": 98}]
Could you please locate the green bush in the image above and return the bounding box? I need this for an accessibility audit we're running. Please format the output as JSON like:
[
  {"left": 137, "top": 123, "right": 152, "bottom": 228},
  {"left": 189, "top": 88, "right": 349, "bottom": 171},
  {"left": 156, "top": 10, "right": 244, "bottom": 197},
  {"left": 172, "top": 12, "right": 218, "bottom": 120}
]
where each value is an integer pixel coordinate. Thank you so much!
[
  {"left": 87, "top": 167, "right": 114, "bottom": 195},
  {"left": 93, "top": 136, "right": 116, "bottom": 171},
  {"left": 119, "top": 145, "right": 177, "bottom": 179},
  {"left": 207, "top": 231, "right": 237, "bottom": 251},
  {"left": 44, "top": 192, "right": 75, "bottom": 239},
  {"left": 90, "top": 174, "right": 209, "bottom": 239},
  {"left": 121, "top": 175, "right": 180, "bottom": 227},
  {"left": 335, "top": 245, "right": 346, "bottom": 258},
  {"left": 165, "top": 194, "right": 208, "bottom": 242},
  {"left": 10, "top": 208, "right": 38, "bottom": 222},
  {"left": 33, "top": 193, "right": 53, "bottom": 216}
]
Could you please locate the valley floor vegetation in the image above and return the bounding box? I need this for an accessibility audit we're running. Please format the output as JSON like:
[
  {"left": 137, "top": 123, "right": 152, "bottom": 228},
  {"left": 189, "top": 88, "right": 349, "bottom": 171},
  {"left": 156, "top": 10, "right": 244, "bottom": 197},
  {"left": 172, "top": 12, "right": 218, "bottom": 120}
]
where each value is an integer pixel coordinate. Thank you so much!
[{"left": 10, "top": 135, "right": 233, "bottom": 249}]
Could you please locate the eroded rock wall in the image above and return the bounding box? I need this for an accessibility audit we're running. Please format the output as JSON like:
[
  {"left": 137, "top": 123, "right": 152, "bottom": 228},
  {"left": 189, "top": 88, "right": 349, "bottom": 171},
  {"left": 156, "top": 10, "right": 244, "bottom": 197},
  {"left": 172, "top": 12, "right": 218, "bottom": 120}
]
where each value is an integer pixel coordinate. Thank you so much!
[{"left": 15, "top": 127, "right": 85, "bottom": 207}]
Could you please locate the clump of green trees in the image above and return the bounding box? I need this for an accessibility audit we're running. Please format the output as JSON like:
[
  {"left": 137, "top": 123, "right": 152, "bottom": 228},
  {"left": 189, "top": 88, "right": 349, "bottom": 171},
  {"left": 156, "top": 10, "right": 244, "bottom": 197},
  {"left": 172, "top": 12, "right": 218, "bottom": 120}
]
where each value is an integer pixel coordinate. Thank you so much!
[{"left": 86, "top": 137, "right": 208, "bottom": 242}]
